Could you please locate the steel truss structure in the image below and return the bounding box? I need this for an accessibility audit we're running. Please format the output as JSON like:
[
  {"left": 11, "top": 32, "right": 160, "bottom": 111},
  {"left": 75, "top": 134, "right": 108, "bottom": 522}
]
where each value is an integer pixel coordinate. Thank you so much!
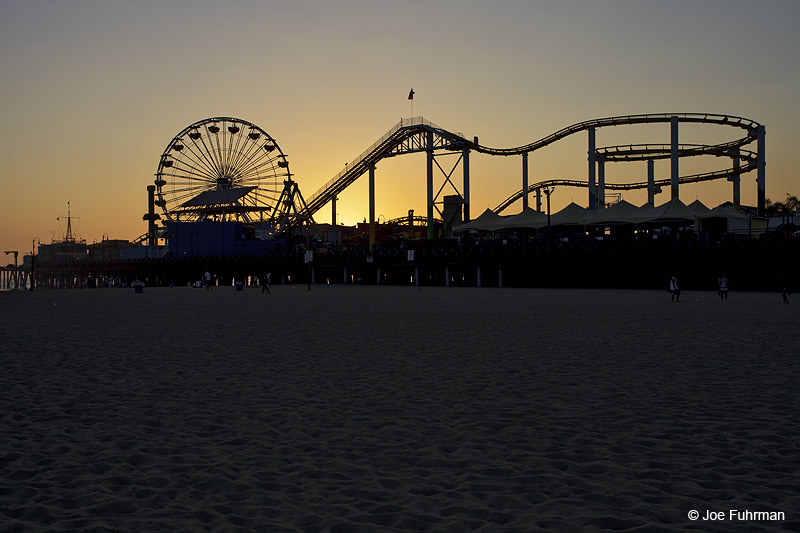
[{"left": 302, "top": 113, "right": 766, "bottom": 245}]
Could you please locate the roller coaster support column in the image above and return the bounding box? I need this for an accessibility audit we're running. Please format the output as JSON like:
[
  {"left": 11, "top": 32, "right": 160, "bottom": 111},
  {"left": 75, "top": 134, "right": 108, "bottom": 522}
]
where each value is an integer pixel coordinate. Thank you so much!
[
  {"left": 522, "top": 152, "right": 529, "bottom": 210},
  {"left": 588, "top": 127, "right": 597, "bottom": 209},
  {"left": 368, "top": 164, "right": 376, "bottom": 251},
  {"left": 671, "top": 116, "right": 679, "bottom": 200},
  {"left": 545, "top": 187, "right": 553, "bottom": 246},
  {"left": 647, "top": 159, "right": 656, "bottom": 206},
  {"left": 427, "top": 131, "right": 434, "bottom": 239},
  {"left": 331, "top": 196, "right": 337, "bottom": 245},
  {"left": 729, "top": 155, "right": 741, "bottom": 212},
  {"left": 598, "top": 159, "right": 606, "bottom": 208},
  {"left": 757, "top": 125, "right": 766, "bottom": 216},
  {"left": 463, "top": 144, "right": 471, "bottom": 222},
  {"left": 536, "top": 188, "right": 542, "bottom": 212}
]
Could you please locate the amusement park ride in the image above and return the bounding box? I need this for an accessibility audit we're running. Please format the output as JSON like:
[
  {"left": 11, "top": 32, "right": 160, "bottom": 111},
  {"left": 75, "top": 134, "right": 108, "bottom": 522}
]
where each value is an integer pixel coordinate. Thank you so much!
[{"left": 145, "top": 113, "right": 766, "bottom": 253}]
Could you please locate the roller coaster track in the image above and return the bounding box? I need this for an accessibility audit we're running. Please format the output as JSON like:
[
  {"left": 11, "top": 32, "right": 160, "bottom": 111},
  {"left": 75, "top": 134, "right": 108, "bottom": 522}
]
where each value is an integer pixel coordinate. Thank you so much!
[
  {"left": 494, "top": 159, "right": 757, "bottom": 214},
  {"left": 304, "top": 113, "right": 761, "bottom": 219},
  {"left": 597, "top": 144, "right": 756, "bottom": 162}
]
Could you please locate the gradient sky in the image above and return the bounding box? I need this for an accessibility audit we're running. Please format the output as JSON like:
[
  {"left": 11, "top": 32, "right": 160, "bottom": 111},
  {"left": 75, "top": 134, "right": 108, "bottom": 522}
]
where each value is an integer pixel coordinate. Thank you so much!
[{"left": 1, "top": 0, "right": 798, "bottom": 257}]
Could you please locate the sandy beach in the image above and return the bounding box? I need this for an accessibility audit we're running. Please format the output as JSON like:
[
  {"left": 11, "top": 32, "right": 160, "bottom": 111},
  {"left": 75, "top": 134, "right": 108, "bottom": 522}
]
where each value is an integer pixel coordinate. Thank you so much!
[{"left": 1, "top": 286, "right": 797, "bottom": 532}]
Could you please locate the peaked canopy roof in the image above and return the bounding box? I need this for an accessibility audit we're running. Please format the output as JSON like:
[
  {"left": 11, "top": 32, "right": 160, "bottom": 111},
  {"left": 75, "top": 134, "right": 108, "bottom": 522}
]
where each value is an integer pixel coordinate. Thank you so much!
[
  {"left": 452, "top": 208, "right": 505, "bottom": 232},
  {"left": 494, "top": 207, "right": 548, "bottom": 230},
  {"left": 583, "top": 199, "right": 651, "bottom": 225},
  {"left": 705, "top": 203, "right": 749, "bottom": 219},
  {"left": 452, "top": 199, "right": 753, "bottom": 232},
  {"left": 181, "top": 186, "right": 257, "bottom": 208},
  {"left": 649, "top": 198, "right": 699, "bottom": 222},
  {"left": 550, "top": 202, "right": 586, "bottom": 225},
  {"left": 688, "top": 199, "right": 711, "bottom": 215}
]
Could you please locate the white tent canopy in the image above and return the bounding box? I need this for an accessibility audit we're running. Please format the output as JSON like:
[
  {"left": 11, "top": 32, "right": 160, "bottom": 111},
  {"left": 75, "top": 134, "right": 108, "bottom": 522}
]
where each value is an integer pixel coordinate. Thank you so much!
[
  {"left": 453, "top": 200, "right": 753, "bottom": 232},
  {"left": 550, "top": 202, "right": 587, "bottom": 225},
  {"left": 584, "top": 200, "right": 651, "bottom": 225},
  {"left": 688, "top": 199, "right": 711, "bottom": 216},
  {"left": 452, "top": 208, "right": 506, "bottom": 232},
  {"left": 704, "top": 204, "right": 749, "bottom": 220},
  {"left": 494, "top": 207, "right": 548, "bottom": 230},
  {"left": 648, "top": 198, "right": 700, "bottom": 223}
]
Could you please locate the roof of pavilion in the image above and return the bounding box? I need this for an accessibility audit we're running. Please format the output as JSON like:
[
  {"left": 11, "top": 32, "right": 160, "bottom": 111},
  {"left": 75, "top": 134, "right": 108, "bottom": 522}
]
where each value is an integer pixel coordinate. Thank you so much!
[{"left": 452, "top": 198, "right": 754, "bottom": 232}]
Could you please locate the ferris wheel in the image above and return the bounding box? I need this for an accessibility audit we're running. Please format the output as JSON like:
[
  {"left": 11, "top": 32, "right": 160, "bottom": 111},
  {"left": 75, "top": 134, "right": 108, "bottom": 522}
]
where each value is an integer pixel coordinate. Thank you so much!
[{"left": 154, "top": 117, "right": 290, "bottom": 222}]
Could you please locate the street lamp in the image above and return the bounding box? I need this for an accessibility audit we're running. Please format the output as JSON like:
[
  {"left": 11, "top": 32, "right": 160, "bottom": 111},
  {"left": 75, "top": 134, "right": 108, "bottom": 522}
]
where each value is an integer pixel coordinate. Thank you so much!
[{"left": 544, "top": 187, "right": 554, "bottom": 246}]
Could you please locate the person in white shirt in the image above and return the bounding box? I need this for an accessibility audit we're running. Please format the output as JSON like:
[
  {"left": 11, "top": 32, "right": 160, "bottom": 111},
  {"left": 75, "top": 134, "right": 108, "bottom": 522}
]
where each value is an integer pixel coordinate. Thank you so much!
[{"left": 670, "top": 275, "right": 680, "bottom": 302}]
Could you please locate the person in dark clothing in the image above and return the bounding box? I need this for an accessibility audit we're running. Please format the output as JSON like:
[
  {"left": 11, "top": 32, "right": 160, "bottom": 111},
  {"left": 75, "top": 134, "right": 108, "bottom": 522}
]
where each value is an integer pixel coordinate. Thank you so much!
[{"left": 262, "top": 272, "right": 271, "bottom": 294}]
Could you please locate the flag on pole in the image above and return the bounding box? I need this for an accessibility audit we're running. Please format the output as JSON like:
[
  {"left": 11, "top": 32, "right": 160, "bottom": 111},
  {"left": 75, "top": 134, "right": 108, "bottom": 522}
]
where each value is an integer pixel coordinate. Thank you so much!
[{"left": 408, "top": 88, "right": 415, "bottom": 100}]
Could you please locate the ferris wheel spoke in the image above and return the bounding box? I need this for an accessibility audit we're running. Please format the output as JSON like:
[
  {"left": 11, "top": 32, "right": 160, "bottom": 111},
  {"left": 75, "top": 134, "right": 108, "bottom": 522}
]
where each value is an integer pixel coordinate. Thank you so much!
[
  {"left": 169, "top": 184, "right": 216, "bottom": 196},
  {"left": 168, "top": 162, "right": 217, "bottom": 180},
  {"left": 228, "top": 130, "right": 254, "bottom": 172},
  {"left": 161, "top": 168, "right": 216, "bottom": 184},
  {"left": 171, "top": 166, "right": 217, "bottom": 184},
  {"left": 195, "top": 132, "right": 223, "bottom": 177},
  {"left": 239, "top": 154, "right": 282, "bottom": 176},
  {"left": 234, "top": 142, "right": 280, "bottom": 177},
  {"left": 184, "top": 129, "right": 219, "bottom": 173},
  {"left": 229, "top": 134, "right": 261, "bottom": 180},
  {"left": 171, "top": 183, "right": 215, "bottom": 200},
  {"left": 212, "top": 128, "right": 224, "bottom": 176},
  {"left": 251, "top": 189, "right": 281, "bottom": 206},
  {"left": 242, "top": 147, "right": 283, "bottom": 173},
  {"left": 207, "top": 123, "right": 226, "bottom": 173},
  {"left": 167, "top": 178, "right": 216, "bottom": 189},
  {"left": 237, "top": 152, "right": 283, "bottom": 181},
  {"left": 238, "top": 163, "right": 281, "bottom": 181},
  {"left": 168, "top": 183, "right": 213, "bottom": 194},
  {"left": 221, "top": 121, "right": 234, "bottom": 176},
  {"left": 169, "top": 180, "right": 217, "bottom": 192},
  {"left": 169, "top": 192, "right": 203, "bottom": 206},
  {"left": 188, "top": 137, "right": 221, "bottom": 179},
  {"left": 237, "top": 164, "right": 280, "bottom": 184},
  {"left": 177, "top": 141, "right": 222, "bottom": 179},
  {"left": 237, "top": 170, "right": 278, "bottom": 184},
  {"left": 237, "top": 180, "right": 270, "bottom": 191},
  {"left": 225, "top": 125, "right": 243, "bottom": 177}
]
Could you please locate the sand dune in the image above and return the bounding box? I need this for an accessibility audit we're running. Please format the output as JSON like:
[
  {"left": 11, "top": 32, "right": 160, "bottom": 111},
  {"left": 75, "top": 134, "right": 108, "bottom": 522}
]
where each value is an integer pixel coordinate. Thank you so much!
[{"left": 1, "top": 286, "right": 797, "bottom": 531}]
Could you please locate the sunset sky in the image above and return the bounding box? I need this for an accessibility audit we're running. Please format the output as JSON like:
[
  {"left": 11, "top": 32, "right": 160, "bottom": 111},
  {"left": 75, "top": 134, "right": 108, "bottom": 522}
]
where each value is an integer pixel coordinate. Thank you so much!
[{"left": 1, "top": 0, "right": 798, "bottom": 256}]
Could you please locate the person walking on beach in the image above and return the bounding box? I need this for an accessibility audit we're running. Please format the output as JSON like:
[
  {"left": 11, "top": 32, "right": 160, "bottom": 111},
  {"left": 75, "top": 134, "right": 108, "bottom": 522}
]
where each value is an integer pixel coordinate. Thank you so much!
[
  {"left": 204, "top": 270, "right": 212, "bottom": 291},
  {"left": 718, "top": 274, "right": 729, "bottom": 301},
  {"left": 261, "top": 272, "right": 271, "bottom": 294},
  {"left": 670, "top": 275, "right": 681, "bottom": 302},
  {"left": 780, "top": 275, "right": 789, "bottom": 303}
]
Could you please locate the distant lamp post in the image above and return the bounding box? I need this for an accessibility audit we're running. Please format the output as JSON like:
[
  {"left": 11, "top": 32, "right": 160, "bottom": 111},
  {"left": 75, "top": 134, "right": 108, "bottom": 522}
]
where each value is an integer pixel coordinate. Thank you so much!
[{"left": 31, "top": 238, "right": 40, "bottom": 291}]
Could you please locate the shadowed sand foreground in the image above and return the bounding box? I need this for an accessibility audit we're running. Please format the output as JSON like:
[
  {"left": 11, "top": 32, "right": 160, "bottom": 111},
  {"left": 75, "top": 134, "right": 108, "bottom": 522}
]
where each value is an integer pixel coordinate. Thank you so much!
[{"left": 1, "top": 286, "right": 798, "bottom": 532}]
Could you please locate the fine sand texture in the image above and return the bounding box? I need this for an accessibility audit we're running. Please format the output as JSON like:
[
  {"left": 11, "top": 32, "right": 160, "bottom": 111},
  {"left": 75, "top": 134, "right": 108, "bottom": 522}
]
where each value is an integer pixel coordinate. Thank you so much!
[{"left": 1, "top": 286, "right": 798, "bottom": 532}]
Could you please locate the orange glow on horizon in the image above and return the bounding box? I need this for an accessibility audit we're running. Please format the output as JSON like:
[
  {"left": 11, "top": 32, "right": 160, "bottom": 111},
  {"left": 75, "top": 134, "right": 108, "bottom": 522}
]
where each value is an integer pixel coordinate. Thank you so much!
[{"left": 1, "top": 1, "right": 797, "bottom": 255}]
